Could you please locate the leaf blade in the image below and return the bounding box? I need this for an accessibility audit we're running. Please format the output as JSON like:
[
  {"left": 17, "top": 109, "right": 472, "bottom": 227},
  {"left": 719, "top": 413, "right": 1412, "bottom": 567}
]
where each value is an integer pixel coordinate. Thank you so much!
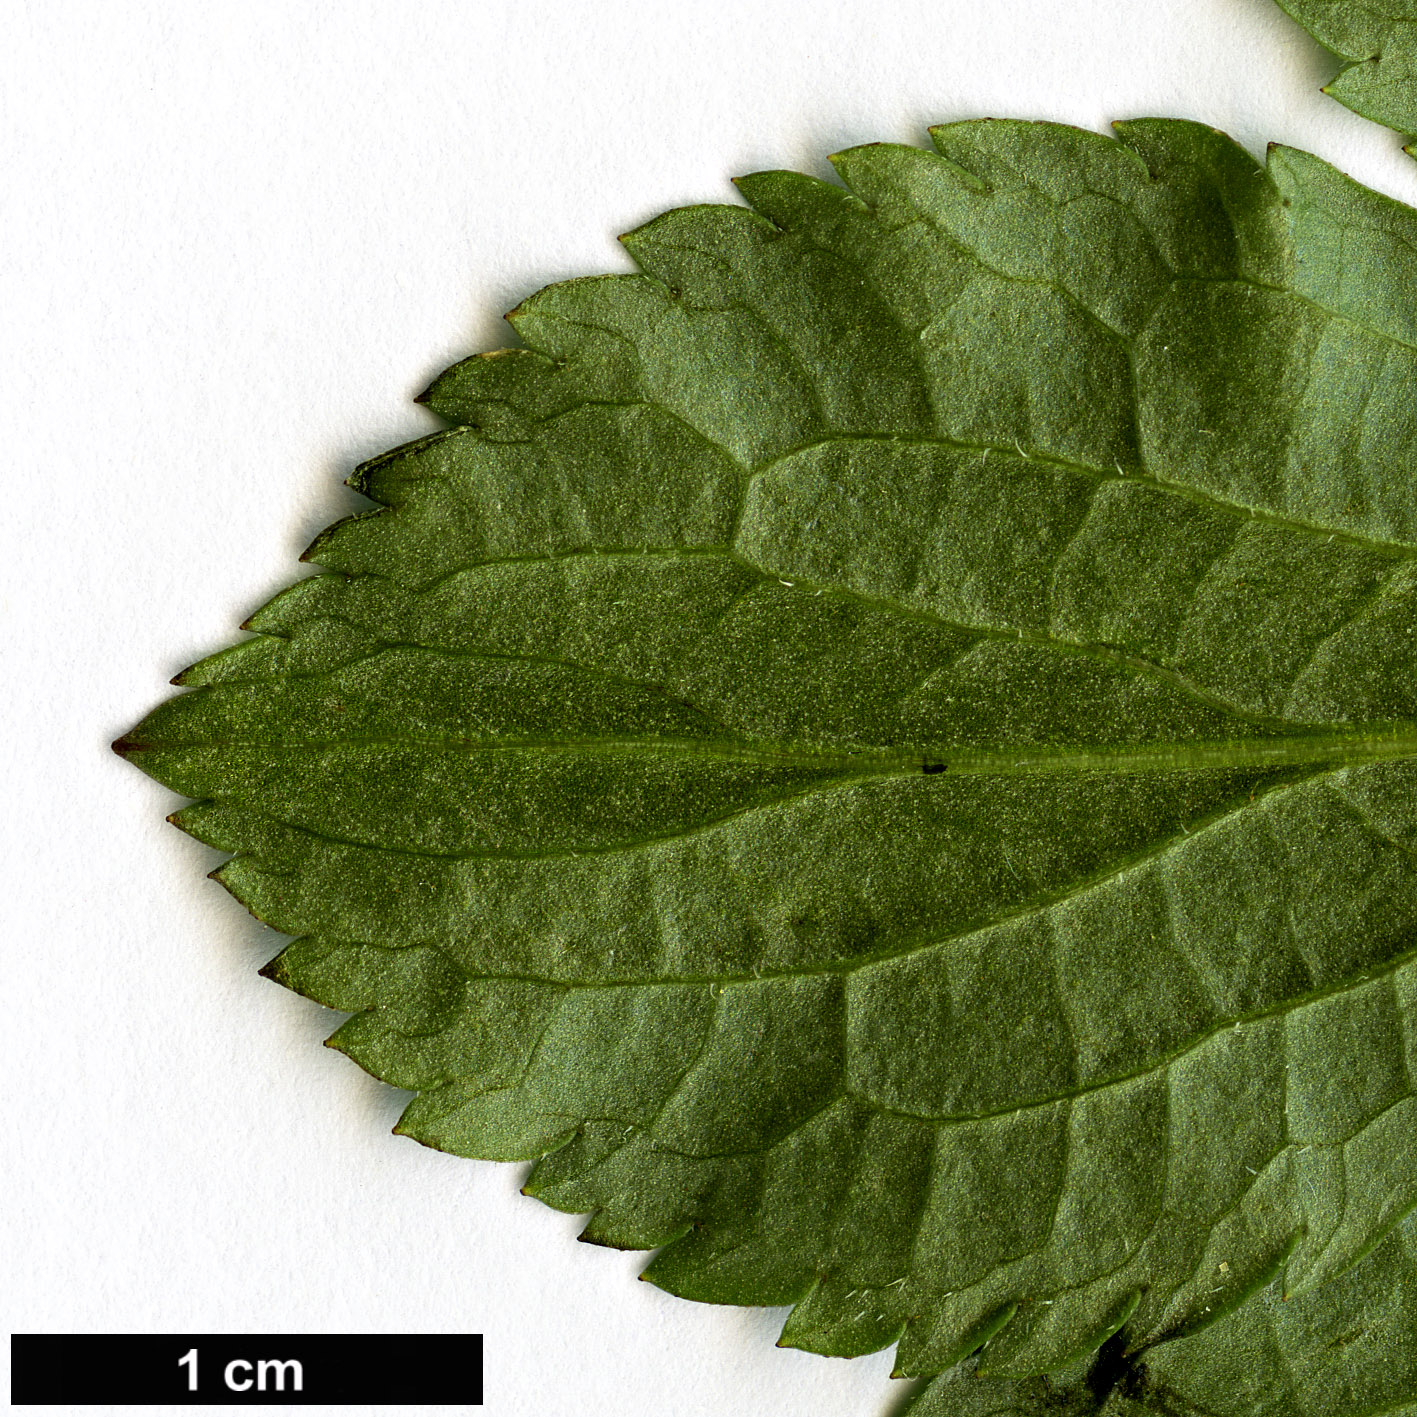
[{"left": 117, "top": 117, "right": 1417, "bottom": 1382}]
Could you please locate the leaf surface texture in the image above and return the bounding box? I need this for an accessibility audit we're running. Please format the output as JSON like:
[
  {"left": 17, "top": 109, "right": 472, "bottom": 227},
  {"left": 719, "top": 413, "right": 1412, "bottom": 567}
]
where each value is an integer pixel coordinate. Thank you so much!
[
  {"left": 906, "top": 1213, "right": 1417, "bottom": 1414},
  {"left": 118, "top": 117, "right": 1417, "bottom": 1386},
  {"left": 1278, "top": 0, "right": 1417, "bottom": 144}
]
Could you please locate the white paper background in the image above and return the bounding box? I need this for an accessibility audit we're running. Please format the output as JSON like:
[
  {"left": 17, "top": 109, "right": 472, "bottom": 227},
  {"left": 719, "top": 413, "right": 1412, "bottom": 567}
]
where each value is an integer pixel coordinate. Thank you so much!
[{"left": 5, "top": 3, "right": 1417, "bottom": 1414}]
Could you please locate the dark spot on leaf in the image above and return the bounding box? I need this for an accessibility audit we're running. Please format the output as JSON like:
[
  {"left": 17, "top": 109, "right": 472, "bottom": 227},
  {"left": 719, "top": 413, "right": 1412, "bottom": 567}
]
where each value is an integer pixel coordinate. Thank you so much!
[{"left": 1085, "top": 1332, "right": 1134, "bottom": 1403}]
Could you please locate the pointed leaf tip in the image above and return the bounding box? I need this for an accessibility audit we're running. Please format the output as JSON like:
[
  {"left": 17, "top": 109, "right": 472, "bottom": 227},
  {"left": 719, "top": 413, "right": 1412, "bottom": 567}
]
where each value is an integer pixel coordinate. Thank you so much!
[{"left": 115, "top": 104, "right": 1417, "bottom": 1405}]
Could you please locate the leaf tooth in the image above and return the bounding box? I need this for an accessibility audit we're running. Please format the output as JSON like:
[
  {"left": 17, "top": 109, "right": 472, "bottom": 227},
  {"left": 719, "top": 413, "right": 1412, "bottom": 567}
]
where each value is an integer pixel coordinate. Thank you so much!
[
  {"left": 978, "top": 1288, "right": 1141, "bottom": 1379},
  {"left": 299, "top": 510, "right": 383, "bottom": 566},
  {"left": 893, "top": 1300, "right": 1019, "bottom": 1379}
]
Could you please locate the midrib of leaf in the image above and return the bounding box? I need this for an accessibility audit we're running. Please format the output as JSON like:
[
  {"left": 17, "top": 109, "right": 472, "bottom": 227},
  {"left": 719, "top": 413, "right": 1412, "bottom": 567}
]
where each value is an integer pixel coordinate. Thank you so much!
[
  {"left": 120, "top": 115, "right": 1417, "bottom": 1388},
  {"left": 135, "top": 726, "right": 1417, "bottom": 774}
]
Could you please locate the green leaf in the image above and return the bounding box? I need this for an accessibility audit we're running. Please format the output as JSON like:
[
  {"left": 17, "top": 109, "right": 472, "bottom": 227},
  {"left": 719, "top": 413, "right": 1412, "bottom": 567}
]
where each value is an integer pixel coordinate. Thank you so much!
[
  {"left": 1275, "top": 0, "right": 1417, "bottom": 147},
  {"left": 904, "top": 1213, "right": 1417, "bottom": 1415},
  {"left": 116, "top": 118, "right": 1417, "bottom": 1386}
]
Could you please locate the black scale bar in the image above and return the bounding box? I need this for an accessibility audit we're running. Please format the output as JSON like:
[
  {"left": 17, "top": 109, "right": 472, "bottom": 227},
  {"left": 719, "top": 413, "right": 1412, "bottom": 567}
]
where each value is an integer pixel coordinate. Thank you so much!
[{"left": 10, "top": 1334, "right": 483, "bottom": 1406}]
